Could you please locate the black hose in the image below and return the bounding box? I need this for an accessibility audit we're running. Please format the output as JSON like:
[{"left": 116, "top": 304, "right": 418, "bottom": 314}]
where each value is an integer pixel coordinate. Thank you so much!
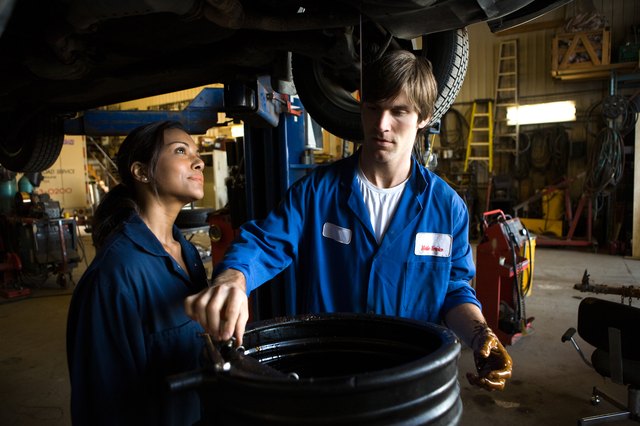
[
  {"left": 439, "top": 108, "right": 468, "bottom": 149},
  {"left": 584, "top": 126, "right": 624, "bottom": 196},
  {"left": 529, "top": 130, "right": 551, "bottom": 170},
  {"left": 504, "top": 222, "right": 525, "bottom": 332},
  {"left": 512, "top": 238, "right": 525, "bottom": 330}
]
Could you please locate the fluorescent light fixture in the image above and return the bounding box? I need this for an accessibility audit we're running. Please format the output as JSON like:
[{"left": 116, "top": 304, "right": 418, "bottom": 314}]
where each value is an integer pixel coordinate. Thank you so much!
[{"left": 507, "top": 101, "right": 576, "bottom": 125}]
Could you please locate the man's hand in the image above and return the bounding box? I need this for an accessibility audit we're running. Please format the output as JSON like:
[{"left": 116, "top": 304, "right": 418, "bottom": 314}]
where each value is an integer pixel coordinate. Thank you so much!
[
  {"left": 466, "top": 326, "right": 513, "bottom": 391},
  {"left": 184, "top": 268, "right": 249, "bottom": 346}
]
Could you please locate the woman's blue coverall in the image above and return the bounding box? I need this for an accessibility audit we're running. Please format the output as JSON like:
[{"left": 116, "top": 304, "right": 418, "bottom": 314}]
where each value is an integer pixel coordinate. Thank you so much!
[{"left": 67, "top": 214, "right": 208, "bottom": 425}]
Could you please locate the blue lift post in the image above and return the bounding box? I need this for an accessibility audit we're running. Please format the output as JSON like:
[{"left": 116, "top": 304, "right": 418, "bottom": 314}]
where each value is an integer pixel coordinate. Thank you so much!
[{"left": 66, "top": 76, "right": 309, "bottom": 320}]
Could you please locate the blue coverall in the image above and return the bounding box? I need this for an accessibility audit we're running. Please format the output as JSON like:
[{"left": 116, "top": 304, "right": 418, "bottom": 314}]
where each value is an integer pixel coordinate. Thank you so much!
[
  {"left": 217, "top": 151, "right": 480, "bottom": 323},
  {"left": 67, "top": 214, "right": 207, "bottom": 425}
]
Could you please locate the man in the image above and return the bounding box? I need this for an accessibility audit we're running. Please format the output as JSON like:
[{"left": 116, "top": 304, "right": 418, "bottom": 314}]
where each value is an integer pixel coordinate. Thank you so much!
[{"left": 185, "top": 50, "right": 512, "bottom": 391}]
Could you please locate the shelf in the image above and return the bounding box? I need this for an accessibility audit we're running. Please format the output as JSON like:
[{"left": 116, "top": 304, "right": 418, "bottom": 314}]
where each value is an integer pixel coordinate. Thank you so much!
[
  {"left": 551, "top": 61, "right": 638, "bottom": 81},
  {"left": 552, "top": 29, "right": 610, "bottom": 71}
]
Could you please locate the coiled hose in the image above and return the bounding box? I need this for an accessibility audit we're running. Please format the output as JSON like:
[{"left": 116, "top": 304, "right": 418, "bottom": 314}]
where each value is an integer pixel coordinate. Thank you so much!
[{"left": 584, "top": 126, "right": 624, "bottom": 196}]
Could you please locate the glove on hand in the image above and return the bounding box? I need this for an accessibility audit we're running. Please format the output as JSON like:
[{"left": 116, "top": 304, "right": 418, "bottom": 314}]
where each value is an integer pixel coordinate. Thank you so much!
[{"left": 466, "top": 326, "right": 513, "bottom": 391}]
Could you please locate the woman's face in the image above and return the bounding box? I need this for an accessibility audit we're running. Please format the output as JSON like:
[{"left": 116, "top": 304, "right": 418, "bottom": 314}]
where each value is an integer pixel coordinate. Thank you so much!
[{"left": 152, "top": 128, "right": 205, "bottom": 205}]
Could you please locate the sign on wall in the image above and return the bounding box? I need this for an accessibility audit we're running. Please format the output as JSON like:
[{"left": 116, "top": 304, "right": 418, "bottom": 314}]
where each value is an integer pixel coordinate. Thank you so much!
[{"left": 37, "top": 135, "right": 90, "bottom": 213}]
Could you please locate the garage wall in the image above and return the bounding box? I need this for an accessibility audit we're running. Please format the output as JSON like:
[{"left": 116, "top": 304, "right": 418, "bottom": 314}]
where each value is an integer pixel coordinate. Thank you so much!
[
  {"left": 456, "top": 1, "right": 639, "bottom": 107},
  {"left": 441, "top": 0, "right": 639, "bottom": 246},
  {"left": 449, "top": 0, "right": 639, "bottom": 183}
]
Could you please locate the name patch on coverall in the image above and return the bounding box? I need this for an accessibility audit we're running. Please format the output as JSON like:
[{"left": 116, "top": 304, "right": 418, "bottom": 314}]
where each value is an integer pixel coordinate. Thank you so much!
[
  {"left": 322, "top": 222, "right": 352, "bottom": 244},
  {"left": 414, "top": 233, "right": 452, "bottom": 257}
]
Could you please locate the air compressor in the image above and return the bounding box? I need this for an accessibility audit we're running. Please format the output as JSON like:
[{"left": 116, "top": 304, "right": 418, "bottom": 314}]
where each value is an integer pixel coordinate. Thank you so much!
[{"left": 475, "top": 209, "right": 535, "bottom": 345}]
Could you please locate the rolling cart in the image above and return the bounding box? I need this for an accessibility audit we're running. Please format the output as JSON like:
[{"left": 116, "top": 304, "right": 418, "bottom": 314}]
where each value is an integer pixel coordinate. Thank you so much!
[{"left": 475, "top": 209, "right": 535, "bottom": 345}]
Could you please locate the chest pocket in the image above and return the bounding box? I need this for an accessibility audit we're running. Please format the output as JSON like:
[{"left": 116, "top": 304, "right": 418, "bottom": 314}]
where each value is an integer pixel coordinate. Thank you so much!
[
  {"left": 146, "top": 319, "right": 204, "bottom": 377},
  {"left": 401, "top": 259, "right": 451, "bottom": 322}
]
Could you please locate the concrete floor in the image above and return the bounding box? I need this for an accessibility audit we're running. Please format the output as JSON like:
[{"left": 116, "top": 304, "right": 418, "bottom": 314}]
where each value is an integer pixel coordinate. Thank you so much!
[{"left": 1, "top": 236, "right": 639, "bottom": 425}]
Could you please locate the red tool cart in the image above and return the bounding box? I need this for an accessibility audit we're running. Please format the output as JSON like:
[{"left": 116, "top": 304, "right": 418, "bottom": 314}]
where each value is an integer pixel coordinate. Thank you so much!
[{"left": 476, "top": 210, "right": 535, "bottom": 346}]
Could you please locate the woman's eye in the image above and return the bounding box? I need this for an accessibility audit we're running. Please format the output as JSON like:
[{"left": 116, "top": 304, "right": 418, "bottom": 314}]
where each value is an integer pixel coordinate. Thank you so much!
[{"left": 175, "top": 147, "right": 186, "bottom": 154}]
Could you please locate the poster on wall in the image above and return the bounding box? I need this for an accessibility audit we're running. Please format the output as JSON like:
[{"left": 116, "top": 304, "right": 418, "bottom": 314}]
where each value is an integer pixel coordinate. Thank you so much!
[{"left": 37, "top": 135, "right": 91, "bottom": 215}]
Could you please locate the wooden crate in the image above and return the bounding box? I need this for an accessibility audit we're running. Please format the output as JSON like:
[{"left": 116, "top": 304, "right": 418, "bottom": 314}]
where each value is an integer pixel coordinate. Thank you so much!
[{"left": 552, "top": 29, "right": 610, "bottom": 71}]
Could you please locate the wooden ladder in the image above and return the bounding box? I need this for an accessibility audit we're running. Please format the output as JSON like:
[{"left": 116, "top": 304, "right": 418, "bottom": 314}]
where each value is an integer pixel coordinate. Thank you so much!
[
  {"left": 493, "top": 39, "right": 520, "bottom": 166},
  {"left": 464, "top": 99, "right": 494, "bottom": 172}
]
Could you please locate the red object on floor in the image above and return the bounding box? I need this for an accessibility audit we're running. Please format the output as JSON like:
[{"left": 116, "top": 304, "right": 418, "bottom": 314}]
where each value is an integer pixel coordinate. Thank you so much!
[
  {"left": 0, "top": 251, "right": 30, "bottom": 299},
  {"left": 476, "top": 210, "right": 534, "bottom": 346}
]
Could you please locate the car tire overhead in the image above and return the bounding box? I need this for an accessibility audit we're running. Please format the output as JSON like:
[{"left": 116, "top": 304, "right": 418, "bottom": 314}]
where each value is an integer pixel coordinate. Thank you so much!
[
  {"left": 0, "top": 112, "right": 64, "bottom": 172},
  {"left": 292, "top": 28, "right": 469, "bottom": 142}
]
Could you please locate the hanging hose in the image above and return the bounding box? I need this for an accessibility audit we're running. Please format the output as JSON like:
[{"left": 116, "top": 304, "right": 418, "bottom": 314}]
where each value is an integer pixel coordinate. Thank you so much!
[
  {"left": 529, "top": 130, "right": 551, "bottom": 170},
  {"left": 504, "top": 223, "right": 525, "bottom": 332},
  {"left": 513, "top": 132, "right": 530, "bottom": 180},
  {"left": 513, "top": 243, "right": 526, "bottom": 331},
  {"left": 438, "top": 108, "right": 468, "bottom": 149},
  {"left": 583, "top": 126, "right": 624, "bottom": 197},
  {"left": 549, "top": 126, "right": 569, "bottom": 173},
  {"left": 602, "top": 94, "right": 639, "bottom": 137}
]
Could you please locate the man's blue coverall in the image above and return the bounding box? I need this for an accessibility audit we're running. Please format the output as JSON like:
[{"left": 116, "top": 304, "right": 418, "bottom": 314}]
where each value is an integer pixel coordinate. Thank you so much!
[{"left": 216, "top": 151, "right": 480, "bottom": 323}]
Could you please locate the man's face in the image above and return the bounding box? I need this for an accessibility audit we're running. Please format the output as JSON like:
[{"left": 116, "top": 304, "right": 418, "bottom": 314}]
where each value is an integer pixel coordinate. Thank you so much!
[{"left": 360, "top": 91, "right": 428, "bottom": 166}]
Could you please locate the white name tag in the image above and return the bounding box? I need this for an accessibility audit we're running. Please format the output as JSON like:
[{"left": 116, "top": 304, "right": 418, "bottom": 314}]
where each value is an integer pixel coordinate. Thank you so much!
[
  {"left": 414, "top": 233, "right": 452, "bottom": 257},
  {"left": 322, "top": 222, "right": 352, "bottom": 245}
]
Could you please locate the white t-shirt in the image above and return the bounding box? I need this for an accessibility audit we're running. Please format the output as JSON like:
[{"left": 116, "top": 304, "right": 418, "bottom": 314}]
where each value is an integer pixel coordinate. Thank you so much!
[{"left": 357, "top": 167, "right": 408, "bottom": 244}]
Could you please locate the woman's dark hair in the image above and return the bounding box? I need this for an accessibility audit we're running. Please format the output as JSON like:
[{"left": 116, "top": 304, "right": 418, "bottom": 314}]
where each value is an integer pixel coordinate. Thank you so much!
[{"left": 91, "top": 120, "right": 187, "bottom": 249}]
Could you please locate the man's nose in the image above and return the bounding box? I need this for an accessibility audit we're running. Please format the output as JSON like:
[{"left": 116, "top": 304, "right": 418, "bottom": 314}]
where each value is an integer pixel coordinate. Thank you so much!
[{"left": 375, "top": 110, "right": 392, "bottom": 130}]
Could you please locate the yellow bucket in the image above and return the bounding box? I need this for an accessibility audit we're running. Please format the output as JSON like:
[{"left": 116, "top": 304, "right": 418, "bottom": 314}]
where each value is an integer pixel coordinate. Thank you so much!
[{"left": 542, "top": 190, "right": 563, "bottom": 220}]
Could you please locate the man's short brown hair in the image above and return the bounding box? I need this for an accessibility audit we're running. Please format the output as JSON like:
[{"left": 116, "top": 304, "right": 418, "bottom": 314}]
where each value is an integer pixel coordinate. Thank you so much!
[{"left": 361, "top": 50, "right": 438, "bottom": 123}]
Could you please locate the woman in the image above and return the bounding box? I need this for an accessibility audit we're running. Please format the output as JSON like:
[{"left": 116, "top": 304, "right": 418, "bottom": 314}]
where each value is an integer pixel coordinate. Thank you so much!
[{"left": 67, "top": 121, "right": 208, "bottom": 425}]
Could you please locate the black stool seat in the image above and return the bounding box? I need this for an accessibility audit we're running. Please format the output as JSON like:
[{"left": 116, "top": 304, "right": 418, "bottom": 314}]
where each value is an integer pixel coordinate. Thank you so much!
[
  {"left": 592, "top": 349, "right": 640, "bottom": 385},
  {"left": 564, "top": 297, "right": 640, "bottom": 424},
  {"left": 578, "top": 298, "right": 640, "bottom": 362}
]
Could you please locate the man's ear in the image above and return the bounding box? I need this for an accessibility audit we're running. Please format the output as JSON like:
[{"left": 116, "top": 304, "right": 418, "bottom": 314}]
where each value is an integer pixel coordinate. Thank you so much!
[
  {"left": 131, "top": 162, "right": 149, "bottom": 183},
  {"left": 418, "top": 116, "right": 430, "bottom": 130}
]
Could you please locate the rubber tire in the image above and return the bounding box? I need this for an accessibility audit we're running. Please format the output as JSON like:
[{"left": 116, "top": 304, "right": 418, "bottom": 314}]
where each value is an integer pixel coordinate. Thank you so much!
[
  {"left": 0, "top": 112, "right": 64, "bottom": 172},
  {"left": 292, "top": 28, "right": 469, "bottom": 142}
]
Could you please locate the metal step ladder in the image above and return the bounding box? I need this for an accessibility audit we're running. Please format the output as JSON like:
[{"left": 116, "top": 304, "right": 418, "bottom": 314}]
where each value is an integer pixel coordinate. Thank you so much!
[
  {"left": 464, "top": 99, "right": 494, "bottom": 172},
  {"left": 493, "top": 39, "right": 520, "bottom": 166}
]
